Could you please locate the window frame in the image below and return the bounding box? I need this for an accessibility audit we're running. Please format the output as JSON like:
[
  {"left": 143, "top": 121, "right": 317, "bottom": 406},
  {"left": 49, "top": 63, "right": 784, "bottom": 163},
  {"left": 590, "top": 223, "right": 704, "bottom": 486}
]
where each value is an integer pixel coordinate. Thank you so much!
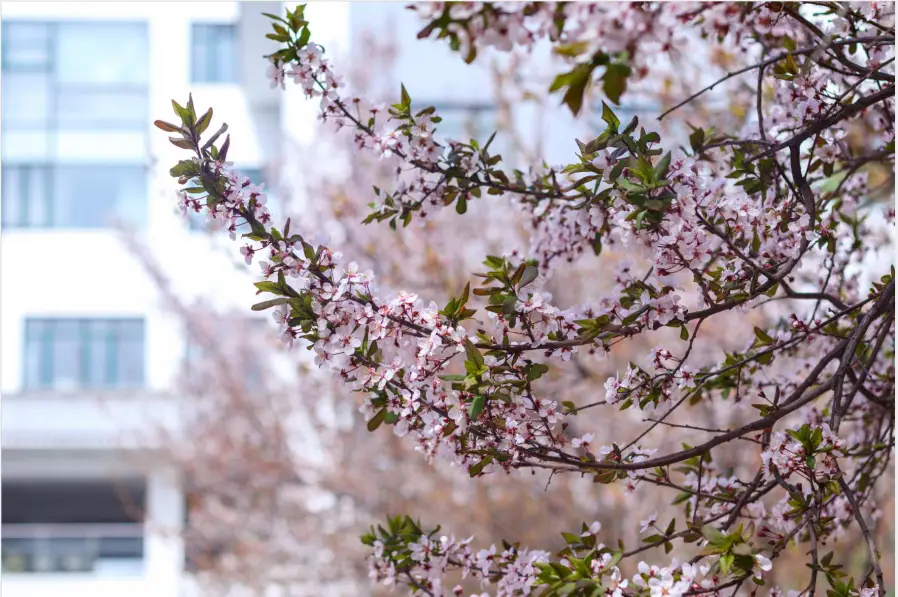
[
  {"left": 1, "top": 20, "right": 149, "bottom": 133},
  {"left": 190, "top": 22, "right": 239, "bottom": 84},
  {"left": 23, "top": 318, "right": 146, "bottom": 391},
  {"left": 2, "top": 478, "right": 146, "bottom": 575},
  {"left": 1, "top": 163, "right": 148, "bottom": 229}
]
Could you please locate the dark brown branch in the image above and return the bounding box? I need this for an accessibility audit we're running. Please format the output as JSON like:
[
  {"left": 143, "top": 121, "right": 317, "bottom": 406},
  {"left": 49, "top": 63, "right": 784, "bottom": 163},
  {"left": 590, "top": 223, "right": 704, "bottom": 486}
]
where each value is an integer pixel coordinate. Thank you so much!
[
  {"left": 658, "top": 36, "right": 894, "bottom": 120},
  {"left": 748, "top": 86, "right": 895, "bottom": 163}
]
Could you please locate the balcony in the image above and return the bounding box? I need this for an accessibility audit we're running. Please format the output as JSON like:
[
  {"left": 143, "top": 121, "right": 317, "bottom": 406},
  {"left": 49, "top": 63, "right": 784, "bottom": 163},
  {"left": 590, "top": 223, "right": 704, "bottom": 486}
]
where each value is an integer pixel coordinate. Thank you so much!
[
  {"left": 2, "top": 523, "right": 143, "bottom": 575},
  {"left": 1, "top": 523, "right": 155, "bottom": 597},
  {"left": 2, "top": 392, "right": 180, "bottom": 450}
]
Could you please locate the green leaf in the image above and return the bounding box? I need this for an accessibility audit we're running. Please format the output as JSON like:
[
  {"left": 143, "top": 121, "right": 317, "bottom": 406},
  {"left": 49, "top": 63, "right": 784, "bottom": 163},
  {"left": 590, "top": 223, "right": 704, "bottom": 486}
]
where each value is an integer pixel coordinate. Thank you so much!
[
  {"left": 469, "top": 455, "right": 493, "bottom": 477},
  {"left": 552, "top": 41, "right": 590, "bottom": 58},
  {"left": 689, "top": 126, "right": 705, "bottom": 153},
  {"left": 251, "top": 298, "right": 290, "bottom": 311},
  {"left": 519, "top": 265, "right": 539, "bottom": 289},
  {"left": 154, "top": 120, "right": 183, "bottom": 133},
  {"left": 464, "top": 339, "right": 484, "bottom": 369},
  {"left": 439, "top": 374, "right": 467, "bottom": 382},
  {"left": 253, "top": 281, "right": 282, "bottom": 295},
  {"left": 601, "top": 63, "right": 631, "bottom": 105},
  {"left": 701, "top": 524, "right": 727, "bottom": 546},
  {"left": 654, "top": 152, "right": 672, "bottom": 181},
  {"left": 550, "top": 63, "right": 596, "bottom": 116},
  {"left": 171, "top": 99, "right": 189, "bottom": 122},
  {"left": 367, "top": 407, "right": 387, "bottom": 432},
  {"left": 400, "top": 83, "right": 411, "bottom": 108},
  {"left": 169, "top": 137, "right": 194, "bottom": 150},
  {"left": 195, "top": 107, "right": 213, "bottom": 135},
  {"left": 219, "top": 134, "right": 231, "bottom": 161},
  {"left": 601, "top": 101, "right": 620, "bottom": 130},
  {"left": 527, "top": 363, "right": 550, "bottom": 382},
  {"left": 170, "top": 159, "right": 198, "bottom": 178},
  {"left": 201, "top": 123, "right": 229, "bottom": 151},
  {"left": 754, "top": 327, "right": 774, "bottom": 345},
  {"left": 297, "top": 26, "right": 311, "bottom": 48},
  {"left": 262, "top": 11, "right": 288, "bottom": 23},
  {"left": 468, "top": 394, "right": 486, "bottom": 419},
  {"left": 719, "top": 553, "right": 734, "bottom": 575},
  {"left": 593, "top": 470, "right": 617, "bottom": 484}
]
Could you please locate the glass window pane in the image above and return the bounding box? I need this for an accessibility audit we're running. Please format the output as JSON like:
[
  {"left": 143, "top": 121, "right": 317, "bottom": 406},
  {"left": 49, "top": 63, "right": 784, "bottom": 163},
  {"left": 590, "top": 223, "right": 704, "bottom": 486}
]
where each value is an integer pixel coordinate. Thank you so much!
[
  {"left": 2, "top": 23, "right": 51, "bottom": 70},
  {"left": 98, "top": 537, "right": 143, "bottom": 559},
  {"left": 191, "top": 24, "right": 237, "bottom": 83},
  {"left": 52, "top": 166, "right": 146, "bottom": 228},
  {"left": 2, "top": 165, "right": 52, "bottom": 228},
  {"left": 117, "top": 338, "right": 144, "bottom": 387},
  {"left": 1, "top": 166, "right": 24, "bottom": 227},
  {"left": 2, "top": 539, "right": 34, "bottom": 572},
  {"left": 3, "top": 479, "right": 146, "bottom": 523},
  {"left": 105, "top": 167, "right": 148, "bottom": 228},
  {"left": 191, "top": 25, "right": 210, "bottom": 82},
  {"left": 52, "top": 167, "right": 111, "bottom": 228},
  {"left": 114, "top": 320, "right": 144, "bottom": 387},
  {"left": 24, "top": 320, "right": 47, "bottom": 390},
  {"left": 28, "top": 167, "right": 52, "bottom": 227},
  {"left": 55, "top": 23, "right": 148, "bottom": 85},
  {"left": 23, "top": 319, "right": 144, "bottom": 389},
  {"left": 50, "top": 320, "right": 81, "bottom": 390},
  {"left": 1, "top": 72, "right": 51, "bottom": 129},
  {"left": 86, "top": 320, "right": 110, "bottom": 387},
  {"left": 56, "top": 88, "right": 148, "bottom": 130}
]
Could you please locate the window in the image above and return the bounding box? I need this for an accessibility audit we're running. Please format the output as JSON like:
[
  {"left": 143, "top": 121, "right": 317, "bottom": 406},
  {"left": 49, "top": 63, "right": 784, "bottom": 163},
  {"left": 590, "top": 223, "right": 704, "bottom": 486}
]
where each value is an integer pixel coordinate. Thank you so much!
[
  {"left": 191, "top": 24, "right": 238, "bottom": 83},
  {"left": 24, "top": 319, "right": 145, "bottom": 391},
  {"left": 1, "top": 164, "right": 147, "bottom": 229},
  {"left": 1, "top": 21, "right": 149, "bottom": 131},
  {"left": 2, "top": 479, "right": 144, "bottom": 574}
]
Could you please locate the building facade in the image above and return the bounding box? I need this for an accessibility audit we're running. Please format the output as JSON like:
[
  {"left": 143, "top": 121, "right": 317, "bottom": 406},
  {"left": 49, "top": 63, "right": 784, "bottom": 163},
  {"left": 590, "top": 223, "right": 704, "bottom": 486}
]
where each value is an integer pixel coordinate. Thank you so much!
[{"left": 0, "top": 3, "right": 287, "bottom": 596}]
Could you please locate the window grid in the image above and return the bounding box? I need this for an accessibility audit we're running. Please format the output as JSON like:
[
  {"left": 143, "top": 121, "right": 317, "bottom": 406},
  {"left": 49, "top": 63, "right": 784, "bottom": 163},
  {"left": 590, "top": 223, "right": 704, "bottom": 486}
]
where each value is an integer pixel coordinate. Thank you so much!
[
  {"left": 1, "top": 164, "right": 147, "bottom": 229},
  {"left": 1, "top": 21, "right": 149, "bottom": 132},
  {"left": 24, "top": 319, "right": 145, "bottom": 391},
  {"left": 191, "top": 23, "right": 238, "bottom": 84}
]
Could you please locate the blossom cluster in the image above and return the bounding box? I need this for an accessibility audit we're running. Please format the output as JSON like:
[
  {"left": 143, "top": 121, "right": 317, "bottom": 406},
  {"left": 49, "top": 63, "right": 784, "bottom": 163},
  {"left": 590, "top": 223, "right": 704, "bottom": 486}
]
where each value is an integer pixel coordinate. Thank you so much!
[
  {"left": 159, "top": 2, "right": 895, "bottom": 595},
  {"left": 364, "top": 517, "right": 782, "bottom": 597}
]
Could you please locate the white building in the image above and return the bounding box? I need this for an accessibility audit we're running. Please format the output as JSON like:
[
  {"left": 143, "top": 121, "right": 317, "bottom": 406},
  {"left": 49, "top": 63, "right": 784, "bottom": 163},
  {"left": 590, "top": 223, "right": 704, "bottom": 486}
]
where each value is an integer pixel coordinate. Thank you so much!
[
  {"left": 0, "top": 3, "right": 596, "bottom": 596},
  {"left": 0, "top": 2, "right": 291, "bottom": 595}
]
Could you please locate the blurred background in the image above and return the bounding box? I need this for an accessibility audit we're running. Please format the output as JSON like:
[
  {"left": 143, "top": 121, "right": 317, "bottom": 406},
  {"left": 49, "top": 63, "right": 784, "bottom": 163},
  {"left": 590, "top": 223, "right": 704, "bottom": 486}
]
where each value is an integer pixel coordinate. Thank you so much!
[{"left": 0, "top": 3, "right": 892, "bottom": 597}]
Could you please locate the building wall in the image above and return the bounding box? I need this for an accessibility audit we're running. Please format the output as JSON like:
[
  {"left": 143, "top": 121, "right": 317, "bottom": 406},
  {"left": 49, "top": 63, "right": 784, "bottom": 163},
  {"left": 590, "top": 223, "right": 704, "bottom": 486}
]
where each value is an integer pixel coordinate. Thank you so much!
[
  {"left": 0, "top": 3, "right": 293, "bottom": 596},
  {"left": 0, "top": 1, "right": 283, "bottom": 398}
]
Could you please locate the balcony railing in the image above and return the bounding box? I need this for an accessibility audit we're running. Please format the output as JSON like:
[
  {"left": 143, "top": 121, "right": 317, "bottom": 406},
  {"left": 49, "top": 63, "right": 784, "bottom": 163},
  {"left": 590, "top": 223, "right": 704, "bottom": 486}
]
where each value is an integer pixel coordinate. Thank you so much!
[{"left": 1, "top": 523, "right": 144, "bottom": 575}]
